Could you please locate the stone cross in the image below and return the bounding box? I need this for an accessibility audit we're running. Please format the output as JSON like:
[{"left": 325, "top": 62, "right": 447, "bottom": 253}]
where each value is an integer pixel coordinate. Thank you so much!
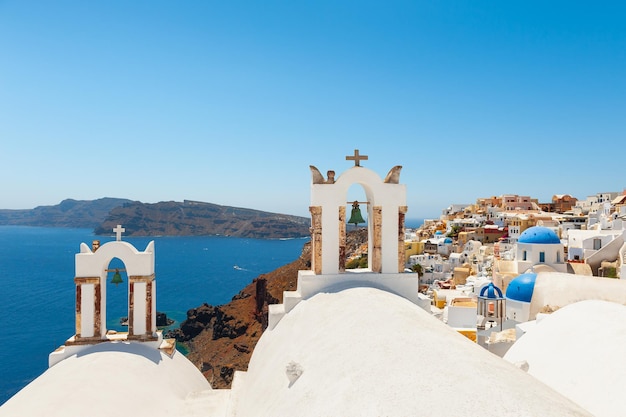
[
  {"left": 113, "top": 224, "right": 125, "bottom": 241},
  {"left": 346, "top": 149, "right": 368, "bottom": 167}
]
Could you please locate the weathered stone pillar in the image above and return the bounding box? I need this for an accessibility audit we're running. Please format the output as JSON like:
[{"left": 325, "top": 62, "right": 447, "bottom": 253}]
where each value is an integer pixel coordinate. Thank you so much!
[
  {"left": 128, "top": 281, "right": 135, "bottom": 336},
  {"left": 145, "top": 280, "right": 153, "bottom": 336},
  {"left": 72, "top": 276, "right": 100, "bottom": 342},
  {"left": 94, "top": 281, "right": 101, "bottom": 338},
  {"left": 310, "top": 206, "right": 322, "bottom": 274},
  {"left": 338, "top": 206, "right": 346, "bottom": 272},
  {"left": 398, "top": 206, "right": 408, "bottom": 272},
  {"left": 128, "top": 274, "right": 156, "bottom": 340},
  {"left": 372, "top": 206, "right": 382, "bottom": 273},
  {"left": 75, "top": 283, "right": 82, "bottom": 337}
]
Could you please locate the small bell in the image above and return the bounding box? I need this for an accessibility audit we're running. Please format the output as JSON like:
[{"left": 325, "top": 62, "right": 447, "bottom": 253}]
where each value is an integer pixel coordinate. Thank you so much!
[
  {"left": 348, "top": 201, "right": 365, "bottom": 226},
  {"left": 111, "top": 269, "right": 123, "bottom": 286}
]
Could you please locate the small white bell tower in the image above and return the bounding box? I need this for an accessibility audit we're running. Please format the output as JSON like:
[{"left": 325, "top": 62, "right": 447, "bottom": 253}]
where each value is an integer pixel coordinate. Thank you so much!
[{"left": 69, "top": 225, "right": 157, "bottom": 344}]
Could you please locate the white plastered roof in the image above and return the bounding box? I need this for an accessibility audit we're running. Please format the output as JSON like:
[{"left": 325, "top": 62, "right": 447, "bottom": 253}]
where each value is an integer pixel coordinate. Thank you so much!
[
  {"left": 230, "top": 287, "right": 590, "bottom": 417},
  {"left": 0, "top": 342, "right": 213, "bottom": 417},
  {"left": 504, "top": 299, "right": 626, "bottom": 417}
]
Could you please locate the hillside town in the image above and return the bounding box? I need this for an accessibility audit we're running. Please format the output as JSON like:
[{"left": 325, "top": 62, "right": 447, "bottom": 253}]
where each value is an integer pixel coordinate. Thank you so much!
[
  {"left": 402, "top": 191, "right": 626, "bottom": 350},
  {"left": 407, "top": 192, "right": 625, "bottom": 281}
]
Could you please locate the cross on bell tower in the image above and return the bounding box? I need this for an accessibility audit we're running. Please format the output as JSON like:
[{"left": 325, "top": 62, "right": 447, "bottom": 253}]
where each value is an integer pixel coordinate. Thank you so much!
[
  {"left": 346, "top": 149, "right": 368, "bottom": 167},
  {"left": 113, "top": 225, "right": 125, "bottom": 241}
]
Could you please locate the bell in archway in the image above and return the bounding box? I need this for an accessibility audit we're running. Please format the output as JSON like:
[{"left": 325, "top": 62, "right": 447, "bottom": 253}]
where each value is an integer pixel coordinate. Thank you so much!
[
  {"left": 111, "top": 269, "right": 123, "bottom": 286},
  {"left": 348, "top": 201, "right": 365, "bottom": 226}
]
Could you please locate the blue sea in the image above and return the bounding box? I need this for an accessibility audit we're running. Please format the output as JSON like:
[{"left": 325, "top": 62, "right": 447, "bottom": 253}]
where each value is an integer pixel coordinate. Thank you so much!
[{"left": 0, "top": 226, "right": 309, "bottom": 405}]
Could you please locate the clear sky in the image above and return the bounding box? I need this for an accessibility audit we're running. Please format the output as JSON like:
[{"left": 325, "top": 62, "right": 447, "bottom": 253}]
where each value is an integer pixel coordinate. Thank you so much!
[{"left": 1, "top": 1, "right": 624, "bottom": 219}]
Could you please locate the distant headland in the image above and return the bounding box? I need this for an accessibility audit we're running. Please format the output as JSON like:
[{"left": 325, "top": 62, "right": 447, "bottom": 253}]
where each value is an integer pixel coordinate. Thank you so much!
[{"left": 0, "top": 198, "right": 310, "bottom": 239}]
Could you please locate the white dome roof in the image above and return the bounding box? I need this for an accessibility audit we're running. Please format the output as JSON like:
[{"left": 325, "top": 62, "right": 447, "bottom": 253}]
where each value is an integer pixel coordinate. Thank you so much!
[
  {"left": 231, "top": 287, "right": 590, "bottom": 417},
  {"left": 0, "top": 342, "right": 212, "bottom": 417},
  {"left": 504, "top": 300, "right": 626, "bottom": 417}
]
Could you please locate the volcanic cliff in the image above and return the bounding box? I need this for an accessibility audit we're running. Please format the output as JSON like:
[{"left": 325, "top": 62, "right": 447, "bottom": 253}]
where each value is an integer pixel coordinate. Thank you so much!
[
  {"left": 96, "top": 200, "right": 310, "bottom": 239},
  {"left": 167, "top": 228, "right": 368, "bottom": 388}
]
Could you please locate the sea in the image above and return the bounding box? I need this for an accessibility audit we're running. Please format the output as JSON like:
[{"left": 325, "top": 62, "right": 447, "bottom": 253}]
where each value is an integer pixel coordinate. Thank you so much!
[{"left": 0, "top": 219, "right": 423, "bottom": 405}]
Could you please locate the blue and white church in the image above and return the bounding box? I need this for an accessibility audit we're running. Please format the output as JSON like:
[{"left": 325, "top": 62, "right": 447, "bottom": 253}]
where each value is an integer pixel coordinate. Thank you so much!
[{"left": 505, "top": 226, "right": 568, "bottom": 322}]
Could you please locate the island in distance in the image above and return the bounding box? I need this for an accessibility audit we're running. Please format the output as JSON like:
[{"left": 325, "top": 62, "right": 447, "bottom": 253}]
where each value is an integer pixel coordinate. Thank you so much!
[{"left": 0, "top": 198, "right": 310, "bottom": 239}]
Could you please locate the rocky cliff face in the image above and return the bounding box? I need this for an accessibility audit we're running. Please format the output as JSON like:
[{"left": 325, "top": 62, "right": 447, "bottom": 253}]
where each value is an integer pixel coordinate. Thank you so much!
[
  {"left": 167, "top": 228, "right": 369, "bottom": 388},
  {"left": 0, "top": 198, "right": 310, "bottom": 239},
  {"left": 95, "top": 200, "right": 310, "bottom": 239}
]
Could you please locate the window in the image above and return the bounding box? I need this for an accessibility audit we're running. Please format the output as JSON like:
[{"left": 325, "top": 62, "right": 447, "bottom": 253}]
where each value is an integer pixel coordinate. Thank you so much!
[
  {"left": 523, "top": 250, "right": 527, "bottom": 261},
  {"left": 539, "top": 252, "right": 545, "bottom": 263},
  {"left": 593, "top": 238, "right": 602, "bottom": 250}
]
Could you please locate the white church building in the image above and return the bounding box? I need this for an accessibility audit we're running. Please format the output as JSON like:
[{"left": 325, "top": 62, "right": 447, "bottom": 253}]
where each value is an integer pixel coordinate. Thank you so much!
[{"left": 4, "top": 151, "right": 626, "bottom": 417}]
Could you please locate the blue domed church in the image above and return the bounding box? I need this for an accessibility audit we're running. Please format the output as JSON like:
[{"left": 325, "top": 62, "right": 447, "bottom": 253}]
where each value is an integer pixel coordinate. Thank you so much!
[
  {"left": 515, "top": 226, "right": 567, "bottom": 274},
  {"left": 499, "top": 226, "right": 568, "bottom": 323}
]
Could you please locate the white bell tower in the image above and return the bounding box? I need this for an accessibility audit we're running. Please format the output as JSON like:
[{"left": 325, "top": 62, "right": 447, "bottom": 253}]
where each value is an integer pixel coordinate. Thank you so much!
[
  {"left": 49, "top": 226, "right": 177, "bottom": 367},
  {"left": 309, "top": 149, "right": 407, "bottom": 274},
  {"left": 268, "top": 151, "right": 426, "bottom": 330},
  {"left": 69, "top": 225, "right": 157, "bottom": 343}
]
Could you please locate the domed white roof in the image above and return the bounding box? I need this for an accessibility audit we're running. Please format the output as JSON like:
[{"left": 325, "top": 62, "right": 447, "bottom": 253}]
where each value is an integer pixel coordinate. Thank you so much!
[
  {"left": 504, "top": 300, "right": 626, "bottom": 417},
  {"left": 0, "top": 342, "right": 212, "bottom": 417},
  {"left": 231, "top": 287, "right": 590, "bottom": 417}
]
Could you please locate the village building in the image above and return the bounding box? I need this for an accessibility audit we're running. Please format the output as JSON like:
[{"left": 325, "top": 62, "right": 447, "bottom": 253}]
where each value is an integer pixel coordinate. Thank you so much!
[
  {"left": 472, "top": 224, "right": 508, "bottom": 244},
  {"left": 403, "top": 237, "right": 424, "bottom": 264},
  {"left": 441, "top": 203, "right": 472, "bottom": 217},
  {"left": 501, "top": 194, "right": 539, "bottom": 211},
  {"left": 612, "top": 192, "right": 626, "bottom": 217},
  {"left": 494, "top": 237, "right": 516, "bottom": 260},
  {"left": 556, "top": 214, "right": 588, "bottom": 237},
  {"left": 551, "top": 194, "right": 578, "bottom": 213},
  {"left": 475, "top": 195, "right": 502, "bottom": 211},
  {"left": 573, "top": 191, "right": 619, "bottom": 215}
]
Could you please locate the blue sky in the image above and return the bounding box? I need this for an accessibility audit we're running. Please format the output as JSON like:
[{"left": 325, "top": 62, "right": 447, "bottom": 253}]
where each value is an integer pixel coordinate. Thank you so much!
[{"left": 1, "top": 1, "right": 624, "bottom": 219}]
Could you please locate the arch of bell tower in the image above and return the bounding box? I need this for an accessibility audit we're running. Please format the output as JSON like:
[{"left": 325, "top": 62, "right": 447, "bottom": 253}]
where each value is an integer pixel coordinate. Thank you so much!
[
  {"left": 70, "top": 225, "right": 157, "bottom": 344},
  {"left": 309, "top": 150, "right": 407, "bottom": 275}
]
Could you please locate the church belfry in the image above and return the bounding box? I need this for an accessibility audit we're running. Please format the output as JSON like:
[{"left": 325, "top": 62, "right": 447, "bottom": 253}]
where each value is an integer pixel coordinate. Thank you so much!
[
  {"left": 69, "top": 225, "right": 157, "bottom": 344},
  {"left": 268, "top": 150, "right": 423, "bottom": 331},
  {"left": 308, "top": 150, "right": 407, "bottom": 275}
]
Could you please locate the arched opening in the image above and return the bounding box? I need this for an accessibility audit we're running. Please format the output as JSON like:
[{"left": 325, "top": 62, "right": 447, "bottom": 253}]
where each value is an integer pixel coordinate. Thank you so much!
[
  {"left": 344, "top": 184, "right": 370, "bottom": 271},
  {"left": 105, "top": 257, "right": 129, "bottom": 334}
]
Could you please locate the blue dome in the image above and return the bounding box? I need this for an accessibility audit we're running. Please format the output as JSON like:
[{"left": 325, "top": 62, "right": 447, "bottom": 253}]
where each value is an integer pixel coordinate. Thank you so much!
[
  {"left": 506, "top": 273, "right": 537, "bottom": 303},
  {"left": 479, "top": 282, "right": 503, "bottom": 299},
  {"left": 518, "top": 226, "right": 560, "bottom": 244},
  {"left": 444, "top": 237, "right": 453, "bottom": 244}
]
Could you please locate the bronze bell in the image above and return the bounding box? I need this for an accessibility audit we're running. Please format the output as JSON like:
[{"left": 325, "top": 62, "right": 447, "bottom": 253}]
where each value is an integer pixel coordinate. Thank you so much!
[
  {"left": 348, "top": 201, "right": 365, "bottom": 226},
  {"left": 111, "top": 269, "right": 123, "bottom": 285}
]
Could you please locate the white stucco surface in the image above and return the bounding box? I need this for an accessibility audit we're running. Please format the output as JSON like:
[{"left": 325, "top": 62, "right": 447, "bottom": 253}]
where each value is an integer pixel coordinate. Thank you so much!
[
  {"left": 0, "top": 342, "right": 213, "bottom": 417},
  {"left": 504, "top": 300, "right": 626, "bottom": 417},
  {"left": 231, "top": 287, "right": 591, "bottom": 417},
  {"left": 529, "top": 272, "right": 626, "bottom": 319}
]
